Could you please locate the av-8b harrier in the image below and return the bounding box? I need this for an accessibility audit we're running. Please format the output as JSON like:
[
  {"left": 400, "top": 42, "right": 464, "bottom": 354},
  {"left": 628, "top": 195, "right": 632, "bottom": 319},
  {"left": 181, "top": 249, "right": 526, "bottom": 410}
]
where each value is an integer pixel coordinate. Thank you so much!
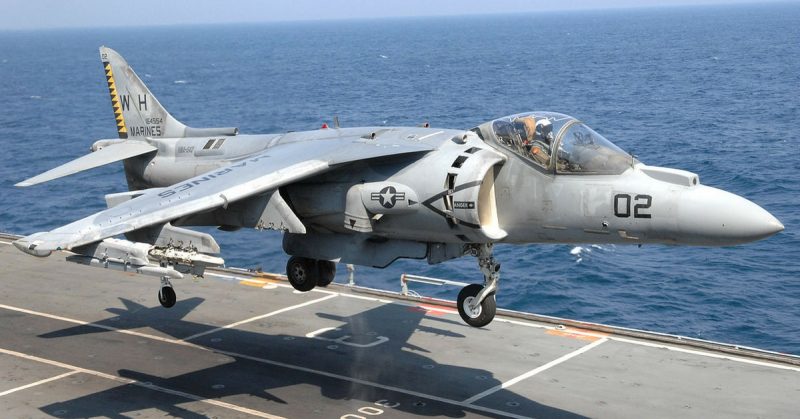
[{"left": 13, "top": 47, "right": 783, "bottom": 327}]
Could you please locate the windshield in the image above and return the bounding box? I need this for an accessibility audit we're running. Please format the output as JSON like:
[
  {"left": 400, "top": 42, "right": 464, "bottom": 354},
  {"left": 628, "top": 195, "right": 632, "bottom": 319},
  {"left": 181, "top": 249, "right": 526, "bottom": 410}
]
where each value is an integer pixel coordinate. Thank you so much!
[
  {"left": 490, "top": 112, "right": 573, "bottom": 169},
  {"left": 556, "top": 122, "right": 631, "bottom": 174}
]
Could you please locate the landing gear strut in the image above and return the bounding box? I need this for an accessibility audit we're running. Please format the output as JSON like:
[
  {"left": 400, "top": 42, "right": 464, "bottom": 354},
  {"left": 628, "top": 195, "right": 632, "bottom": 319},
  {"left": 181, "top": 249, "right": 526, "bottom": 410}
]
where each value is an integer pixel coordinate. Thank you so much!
[
  {"left": 457, "top": 243, "right": 499, "bottom": 328},
  {"left": 158, "top": 276, "right": 176, "bottom": 308},
  {"left": 286, "top": 256, "right": 337, "bottom": 292}
]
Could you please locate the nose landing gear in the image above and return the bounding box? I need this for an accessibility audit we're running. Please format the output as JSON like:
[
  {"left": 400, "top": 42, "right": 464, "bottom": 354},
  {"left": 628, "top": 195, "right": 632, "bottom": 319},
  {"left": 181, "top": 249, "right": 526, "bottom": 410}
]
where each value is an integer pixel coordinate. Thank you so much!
[{"left": 457, "top": 243, "right": 499, "bottom": 328}]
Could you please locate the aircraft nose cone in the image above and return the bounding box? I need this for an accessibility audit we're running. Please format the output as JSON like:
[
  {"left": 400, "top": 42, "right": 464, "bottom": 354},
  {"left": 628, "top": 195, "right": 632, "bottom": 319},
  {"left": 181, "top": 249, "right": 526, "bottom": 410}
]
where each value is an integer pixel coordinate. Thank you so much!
[{"left": 678, "top": 185, "right": 784, "bottom": 245}]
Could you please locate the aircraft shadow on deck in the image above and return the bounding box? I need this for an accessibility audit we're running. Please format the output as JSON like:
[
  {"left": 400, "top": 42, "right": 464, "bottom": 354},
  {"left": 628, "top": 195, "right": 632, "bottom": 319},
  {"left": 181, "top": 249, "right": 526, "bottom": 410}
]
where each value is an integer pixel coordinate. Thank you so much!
[{"left": 37, "top": 297, "right": 585, "bottom": 418}]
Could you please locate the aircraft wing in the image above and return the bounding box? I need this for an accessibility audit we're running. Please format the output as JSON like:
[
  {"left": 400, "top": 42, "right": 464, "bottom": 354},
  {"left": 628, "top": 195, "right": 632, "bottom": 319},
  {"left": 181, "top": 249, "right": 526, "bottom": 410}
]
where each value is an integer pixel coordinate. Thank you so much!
[{"left": 14, "top": 137, "right": 433, "bottom": 255}]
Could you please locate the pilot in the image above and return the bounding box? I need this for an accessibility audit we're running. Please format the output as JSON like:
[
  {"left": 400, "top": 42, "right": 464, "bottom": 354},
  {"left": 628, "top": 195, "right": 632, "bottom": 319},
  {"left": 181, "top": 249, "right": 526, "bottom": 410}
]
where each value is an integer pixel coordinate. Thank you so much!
[
  {"left": 512, "top": 116, "right": 537, "bottom": 146},
  {"left": 528, "top": 119, "right": 554, "bottom": 166}
]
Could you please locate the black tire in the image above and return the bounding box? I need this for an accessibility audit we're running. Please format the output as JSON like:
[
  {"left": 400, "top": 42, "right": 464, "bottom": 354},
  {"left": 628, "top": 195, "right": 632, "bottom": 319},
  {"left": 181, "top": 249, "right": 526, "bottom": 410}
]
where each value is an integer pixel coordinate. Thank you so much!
[
  {"left": 457, "top": 284, "right": 496, "bottom": 328},
  {"left": 158, "top": 286, "right": 176, "bottom": 308},
  {"left": 286, "top": 256, "right": 318, "bottom": 292},
  {"left": 316, "top": 260, "right": 336, "bottom": 287}
]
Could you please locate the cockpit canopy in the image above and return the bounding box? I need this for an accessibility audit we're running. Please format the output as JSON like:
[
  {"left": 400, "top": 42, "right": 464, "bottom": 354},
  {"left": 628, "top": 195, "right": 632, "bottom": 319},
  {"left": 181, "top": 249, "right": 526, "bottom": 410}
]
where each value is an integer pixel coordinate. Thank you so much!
[{"left": 486, "top": 112, "right": 633, "bottom": 175}]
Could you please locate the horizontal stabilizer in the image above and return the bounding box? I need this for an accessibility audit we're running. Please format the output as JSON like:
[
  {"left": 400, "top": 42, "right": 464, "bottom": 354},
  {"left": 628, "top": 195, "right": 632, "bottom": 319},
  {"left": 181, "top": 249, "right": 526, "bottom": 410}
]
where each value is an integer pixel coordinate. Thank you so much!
[{"left": 15, "top": 141, "right": 157, "bottom": 187}]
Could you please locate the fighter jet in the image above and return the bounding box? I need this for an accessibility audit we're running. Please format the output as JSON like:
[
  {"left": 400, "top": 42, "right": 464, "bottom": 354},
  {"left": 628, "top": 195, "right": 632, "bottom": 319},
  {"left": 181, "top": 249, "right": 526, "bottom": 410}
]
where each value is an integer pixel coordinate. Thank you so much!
[{"left": 13, "top": 47, "right": 784, "bottom": 328}]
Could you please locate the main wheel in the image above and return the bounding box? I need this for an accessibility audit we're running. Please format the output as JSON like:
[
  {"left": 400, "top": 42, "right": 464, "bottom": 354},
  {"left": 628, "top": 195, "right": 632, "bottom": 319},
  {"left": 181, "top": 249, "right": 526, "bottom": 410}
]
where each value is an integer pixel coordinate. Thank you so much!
[
  {"left": 457, "top": 284, "right": 496, "bottom": 328},
  {"left": 158, "top": 286, "right": 176, "bottom": 308},
  {"left": 286, "top": 256, "right": 318, "bottom": 292},
  {"left": 316, "top": 260, "right": 336, "bottom": 287}
]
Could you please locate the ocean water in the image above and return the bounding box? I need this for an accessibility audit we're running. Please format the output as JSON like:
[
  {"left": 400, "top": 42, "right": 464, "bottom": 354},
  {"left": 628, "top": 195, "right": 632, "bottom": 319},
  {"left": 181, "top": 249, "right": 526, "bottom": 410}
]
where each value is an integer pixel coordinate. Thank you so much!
[{"left": 0, "top": 4, "right": 798, "bottom": 354}]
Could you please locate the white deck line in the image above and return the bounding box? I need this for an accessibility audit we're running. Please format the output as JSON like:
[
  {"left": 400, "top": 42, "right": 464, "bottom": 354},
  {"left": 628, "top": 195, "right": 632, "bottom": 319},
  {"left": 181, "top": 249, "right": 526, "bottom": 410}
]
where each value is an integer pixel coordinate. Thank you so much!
[
  {"left": 463, "top": 338, "right": 608, "bottom": 404},
  {"left": 610, "top": 335, "right": 800, "bottom": 372},
  {"left": 0, "top": 370, "right": 78, "bottom": 397},
  {"left": 499, "top": 318, "right": 800, "bottom": 372},
  {"left": 0, "top": 303, "right": 186, "bottom": 346},
  {"left": 182, "top": 294, "right": 337, "bottom": 341},
  {"left": 0, "top": 303, "right": 531, "bottom": 419},
  {"left": 0, "top": 347, "right": 285, "bottom": 419}
]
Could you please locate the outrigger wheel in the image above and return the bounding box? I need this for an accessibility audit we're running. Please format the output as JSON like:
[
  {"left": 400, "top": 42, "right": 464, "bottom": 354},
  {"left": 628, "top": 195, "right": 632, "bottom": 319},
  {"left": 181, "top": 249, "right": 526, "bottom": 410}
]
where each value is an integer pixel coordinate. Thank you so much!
[
  {"left": 457, "top": 243, "right": 500, "bottom": 328},
  {"left": 158, "top": 276, "right": 176, "bottom": 308},
  {"left": 286, "top": 256, "right": 337, "bottom": 291}
]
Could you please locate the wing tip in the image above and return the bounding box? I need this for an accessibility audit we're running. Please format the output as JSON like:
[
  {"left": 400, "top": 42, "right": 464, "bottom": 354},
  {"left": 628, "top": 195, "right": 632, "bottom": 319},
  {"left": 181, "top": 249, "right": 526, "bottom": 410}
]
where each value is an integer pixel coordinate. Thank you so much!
[{"left": 13, "top": 236, "right": 53, "bottom": 257}]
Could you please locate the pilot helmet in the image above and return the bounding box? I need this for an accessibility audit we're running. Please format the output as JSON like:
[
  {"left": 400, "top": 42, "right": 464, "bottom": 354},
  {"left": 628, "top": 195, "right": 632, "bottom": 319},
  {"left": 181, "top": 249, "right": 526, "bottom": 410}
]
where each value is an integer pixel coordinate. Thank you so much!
[{"left": 535, "top": 119, "right": 554, "bottom": 143}]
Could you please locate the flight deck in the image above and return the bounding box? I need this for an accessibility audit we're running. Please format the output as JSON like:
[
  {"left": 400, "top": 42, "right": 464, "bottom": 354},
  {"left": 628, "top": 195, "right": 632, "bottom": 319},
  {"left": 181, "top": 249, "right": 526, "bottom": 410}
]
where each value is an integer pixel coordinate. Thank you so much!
[{"left": 0, "top": 232, "right": 797, "bottom": 418}]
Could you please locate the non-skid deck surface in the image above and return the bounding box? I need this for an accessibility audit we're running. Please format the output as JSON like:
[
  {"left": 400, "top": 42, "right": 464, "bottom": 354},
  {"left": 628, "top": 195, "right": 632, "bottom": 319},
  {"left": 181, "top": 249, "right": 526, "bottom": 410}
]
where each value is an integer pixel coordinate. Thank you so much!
[{"left": 0, "top": 238, "right": 797, "bottom": 418}]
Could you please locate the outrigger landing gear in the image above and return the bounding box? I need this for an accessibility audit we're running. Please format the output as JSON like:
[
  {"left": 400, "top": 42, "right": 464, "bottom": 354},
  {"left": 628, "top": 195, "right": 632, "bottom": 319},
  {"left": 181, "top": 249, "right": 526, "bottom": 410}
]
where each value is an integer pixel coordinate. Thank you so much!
[
  {"left": 286, "top": 256, "right": 336, "bottom": 292},
  {"left": 158, "top": 276, "right": 176, "bottom": 308},
  {"left": 457, "top": 243, "right": 499, "bottom": 328}
]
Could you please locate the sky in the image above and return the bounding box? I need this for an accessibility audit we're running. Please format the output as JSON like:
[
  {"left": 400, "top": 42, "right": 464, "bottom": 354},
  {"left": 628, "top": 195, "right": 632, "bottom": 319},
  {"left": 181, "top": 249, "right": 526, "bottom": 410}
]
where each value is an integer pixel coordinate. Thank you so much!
[{"left": 0, "top": 0, "right": 795, "bottom": 30}]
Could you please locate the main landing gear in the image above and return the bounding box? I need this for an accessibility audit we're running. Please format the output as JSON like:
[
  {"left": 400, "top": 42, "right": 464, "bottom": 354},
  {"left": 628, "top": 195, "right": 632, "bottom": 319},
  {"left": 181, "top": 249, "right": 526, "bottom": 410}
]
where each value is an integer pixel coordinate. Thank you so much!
[
  {"left": 286, "top": 256, "right": 336, "bottom": 292},
  {"left": 457, "top": 243, "right": 499, "bottom": 328}
]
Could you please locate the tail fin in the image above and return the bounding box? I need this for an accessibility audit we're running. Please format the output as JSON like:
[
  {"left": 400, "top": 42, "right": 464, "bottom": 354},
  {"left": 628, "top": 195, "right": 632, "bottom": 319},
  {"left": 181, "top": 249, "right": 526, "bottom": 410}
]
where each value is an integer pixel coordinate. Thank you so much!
[
  {"left": 100, "top": 46, "right": 185, "bottom": 138},
  {"left": 15, "top": 47, "right": 238, "bottom": 188},
  {"left": 100, "top": 46, "right": 237, "bottom": 138}
]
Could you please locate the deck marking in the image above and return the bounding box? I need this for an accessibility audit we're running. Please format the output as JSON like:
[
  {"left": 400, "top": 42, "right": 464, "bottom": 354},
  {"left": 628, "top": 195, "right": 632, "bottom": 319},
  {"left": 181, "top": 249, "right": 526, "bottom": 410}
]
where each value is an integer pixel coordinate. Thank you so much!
[
  {"left": 546, "top": 327, "right": 607, "bottom": 341},
  {"left": 2, "top": 288, "right": 799, "bottom": 375},
  {"left": 182, "top": 294, "right": 338, "bottom": 341},
  {"left": 306, "top": 327, "right": 390, "bottom": 348},
  {"left": 3, "top": 237, "right": 796, "bottom": 371},
  {"left": 207, "top": 272, "right": 338, "bottom": 294},
  {"left": 463, "top": 338, "right": 608, "bottom": 404},
  {"left": 608, "top": 336, "right": 800, "bottom": 372},
  {"left": 494, "top": 317, "right": 552, "bottom": 330},
  {"left": 0, "top": 255, "right": 797, "bottom": 373},
  {"left": 497, "top": 317, "right": 800, "bottom": 372},
  {"left": 0, "top": 303, "right": 186, "bottom": 346},
  {"left": 0, "top": 303, "right": 530, "bottom": 419},
  {"left": 0, "top": 370, "right": 78, "bottom": 397},
  {"left": 206, "top": 272, "right": 387, "bottom": 301},
  {"left": 408, "top": 305, "right": 454, "bottom": 316},
  {"left": 0, "top": 347, "right": 285, "bottom": 419}
]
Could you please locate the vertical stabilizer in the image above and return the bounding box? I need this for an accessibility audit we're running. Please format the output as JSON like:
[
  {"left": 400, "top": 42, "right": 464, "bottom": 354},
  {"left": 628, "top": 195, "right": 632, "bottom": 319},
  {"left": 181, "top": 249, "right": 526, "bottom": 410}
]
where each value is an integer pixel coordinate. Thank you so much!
[{"left": 100, "top": 46, "right": 188, "bottom": 138}]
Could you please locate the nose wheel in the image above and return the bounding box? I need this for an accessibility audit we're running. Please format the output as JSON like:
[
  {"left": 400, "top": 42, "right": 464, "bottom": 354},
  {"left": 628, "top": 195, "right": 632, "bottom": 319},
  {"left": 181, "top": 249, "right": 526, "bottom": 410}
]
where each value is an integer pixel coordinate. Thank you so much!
[
  {"left": 457, "top": 243, "right": 500, "bottom": 328},
  {"left": 457, "top": 284, "right": 496, "bottom": 327}
]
